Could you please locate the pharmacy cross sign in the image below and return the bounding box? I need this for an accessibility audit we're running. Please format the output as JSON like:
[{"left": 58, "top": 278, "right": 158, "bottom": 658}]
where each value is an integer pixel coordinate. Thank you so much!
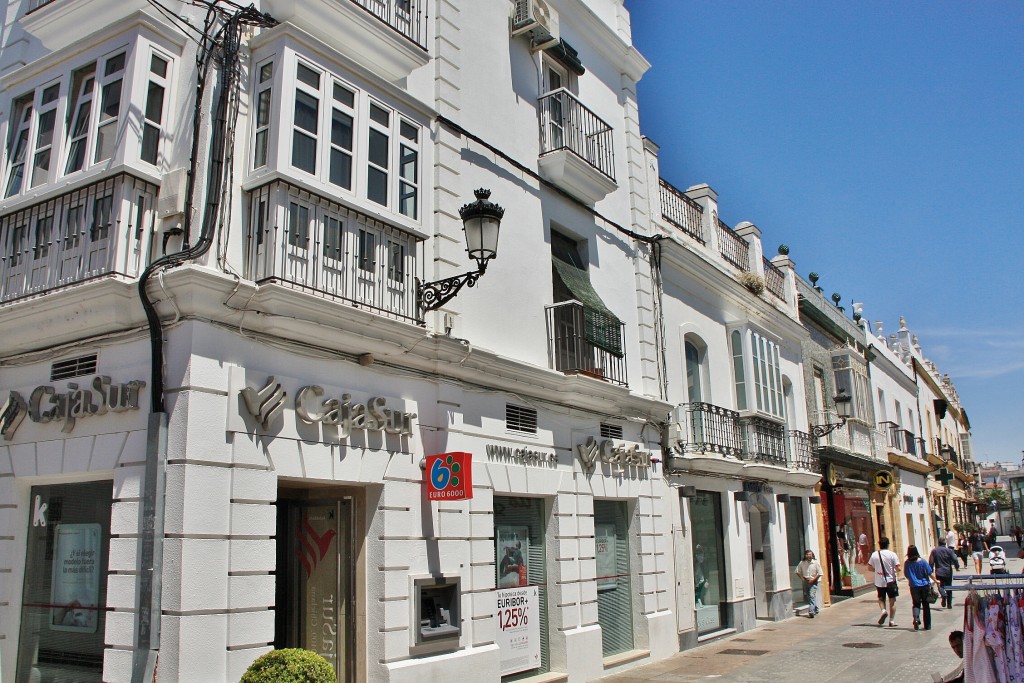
[{"left": 935, "top": 468, "right": 955, "bottom": 486}]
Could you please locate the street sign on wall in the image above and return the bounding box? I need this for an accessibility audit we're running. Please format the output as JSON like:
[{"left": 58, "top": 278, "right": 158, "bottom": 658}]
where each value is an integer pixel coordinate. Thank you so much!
[{"left": 425, "top": 452, "right": 473, "bottom": 500}]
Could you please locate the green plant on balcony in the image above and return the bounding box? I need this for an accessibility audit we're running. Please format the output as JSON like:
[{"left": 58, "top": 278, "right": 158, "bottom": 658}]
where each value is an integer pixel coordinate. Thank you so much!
[{"left": 738, "top": 272, "right": 765, "bottom": 295}]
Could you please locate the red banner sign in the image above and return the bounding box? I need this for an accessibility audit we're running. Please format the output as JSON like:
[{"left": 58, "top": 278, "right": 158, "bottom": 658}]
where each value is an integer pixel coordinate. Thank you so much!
[{"left": 426, "top": 452, "right": 473, "bottom": 500}]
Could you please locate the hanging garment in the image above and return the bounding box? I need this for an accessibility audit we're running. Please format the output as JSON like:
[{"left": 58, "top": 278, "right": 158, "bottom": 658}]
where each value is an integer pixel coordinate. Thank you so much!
[
  {"left": 1003, "top": 591, "right": 1023, "bottom": 683},
  {"left": 984, "top": 597, "right": 1009, "bottom": 683},
  {"left": 966, "top": 593, "right": 1000, "bottom": 683}
]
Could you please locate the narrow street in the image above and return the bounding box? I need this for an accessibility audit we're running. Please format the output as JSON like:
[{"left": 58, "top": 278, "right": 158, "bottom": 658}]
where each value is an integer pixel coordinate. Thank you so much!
[{"left": 603, "top": 539, "right": 1021, "bottom": 682}]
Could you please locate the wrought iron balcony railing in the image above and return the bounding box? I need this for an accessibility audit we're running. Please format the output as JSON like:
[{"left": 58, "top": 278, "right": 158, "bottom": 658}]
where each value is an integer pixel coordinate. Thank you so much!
[
  {"left": 787, "top": 429, "right": 818, "bottom": 471},
  {"left": 659, "top": 178, "right": 705, "bottom": 244},
  {"left": 545, "top": 300, "right": 627, "bottom": 387},
  {"left": 762, "top": 257, "right": 785, "bottom": 300},
  {"left": 0, "top": 173, "right": 157, "bottom": 302},
  {"left": 351, "top": 0, "right": 424, "bottom": 47},
  {"left": 245, "top": 180, "right": 421, "bottom": 324},
  {"left": 674, "top": 402, "right": 743, "bottom": 457},
  {"left": 740, "top": 416, "right": 787, "bottom": 466},
  {"left": 538, "top": 88, "right": 616, "bottom": 181},
  {"left": 716, "top": 217, "right": 749, "bottom": 272}
]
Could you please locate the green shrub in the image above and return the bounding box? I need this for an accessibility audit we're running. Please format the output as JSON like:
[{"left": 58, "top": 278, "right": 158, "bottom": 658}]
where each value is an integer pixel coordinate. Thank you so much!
[{"left": 240, "top": 648, "right": 337, "bottom": 683}]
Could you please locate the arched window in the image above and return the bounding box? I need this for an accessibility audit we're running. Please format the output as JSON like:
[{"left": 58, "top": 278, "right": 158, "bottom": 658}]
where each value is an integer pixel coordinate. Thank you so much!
[{"left": 685, "top": 340, "right": 703, "bottom": 403}]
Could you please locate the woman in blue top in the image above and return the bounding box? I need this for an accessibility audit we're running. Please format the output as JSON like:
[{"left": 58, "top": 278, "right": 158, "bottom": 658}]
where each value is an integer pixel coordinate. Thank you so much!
[{"left": 904, "top": 544, "right": 937, "bottom": 631}]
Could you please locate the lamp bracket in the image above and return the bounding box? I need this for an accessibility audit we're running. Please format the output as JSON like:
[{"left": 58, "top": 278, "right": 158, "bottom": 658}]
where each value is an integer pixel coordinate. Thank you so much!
[
  {"left": 809, "top": 419, "right": 847, "bottom": 439},
  {"left": 417, "top": 267, "right": 485, "bottom": 313}
]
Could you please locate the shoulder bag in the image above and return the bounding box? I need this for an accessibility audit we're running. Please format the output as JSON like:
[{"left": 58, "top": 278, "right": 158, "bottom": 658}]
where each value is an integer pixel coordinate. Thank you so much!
[{"left": 877, "top": 550, "right": 898, "bottom": 596}]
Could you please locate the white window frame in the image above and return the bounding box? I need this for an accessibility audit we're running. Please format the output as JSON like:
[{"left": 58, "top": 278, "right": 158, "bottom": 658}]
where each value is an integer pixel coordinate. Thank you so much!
[
  {"left": 832, "top": 351, "right": 871, "bottom": 423},
  {"left": 249, "top": 48, "right": 424, "bottom": 224},
  {"left": 729, "top": 327, "right": 785, "bottom": 420},
  {"left": 140, "top": 49, "right": 172, "bottom": 166},
  {"left": 252, "top": 60, "right": 275, "bottom": 169}
]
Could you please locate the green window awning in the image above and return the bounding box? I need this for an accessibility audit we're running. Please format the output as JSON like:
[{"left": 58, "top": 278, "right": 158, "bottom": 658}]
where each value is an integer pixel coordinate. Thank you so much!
[{"left": 552, "top": 257, "right": 623, "bottom": 358}]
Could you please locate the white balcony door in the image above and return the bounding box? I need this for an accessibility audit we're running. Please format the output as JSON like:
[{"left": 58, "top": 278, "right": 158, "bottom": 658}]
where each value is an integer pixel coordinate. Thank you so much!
[
  {"left": 284, "top": 201, "right": 311, "bottom": 283},
  {"left": 84, "top": 193, "right": 113, "bottom": 275},
  {"left": 543, "top": 63, "right": 567, "bottom": 151}
]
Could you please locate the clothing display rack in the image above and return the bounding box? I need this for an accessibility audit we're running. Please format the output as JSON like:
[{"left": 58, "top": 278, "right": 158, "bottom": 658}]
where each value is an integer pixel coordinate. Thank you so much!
[
  {"left": 949, "top": 573, "right": 1024, "bottom": 592},
  {"left": 947, "top": 573, "right": 1024, "bottom": 682}
]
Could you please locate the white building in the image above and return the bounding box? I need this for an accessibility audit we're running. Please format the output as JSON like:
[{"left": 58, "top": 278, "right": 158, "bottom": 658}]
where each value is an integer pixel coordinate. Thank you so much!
[
  {"left": 864, "top": 318, "right": 934, "bottom": 553},
  {"left": 642, "top": 143, "right": 820, "bottom": 643},
  {"left": 0, "top": 0, "right": 683, "bottom": 681}
]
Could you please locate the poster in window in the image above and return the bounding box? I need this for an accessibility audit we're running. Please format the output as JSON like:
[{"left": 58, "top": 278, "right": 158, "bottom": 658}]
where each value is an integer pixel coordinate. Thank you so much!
[
  {"left": 497, "top": 526, "right": 529, "bottom": 588},
  {"left": 595, "top": 523, "right": 618, "bottom": 591},
  {"left": 496, "top": 585, "right": 540, "bottom": 675},
  {"left": 50, "top": 523, "right": 102, "bottom": 633}
]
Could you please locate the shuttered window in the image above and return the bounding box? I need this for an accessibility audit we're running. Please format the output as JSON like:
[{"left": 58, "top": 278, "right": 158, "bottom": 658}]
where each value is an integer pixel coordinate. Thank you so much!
[
  {"left": 495, "top": 496, "right": 549, "bottom": 679},
  {"left": 594, "top": 500, "right": 633, "bottom": 656}
]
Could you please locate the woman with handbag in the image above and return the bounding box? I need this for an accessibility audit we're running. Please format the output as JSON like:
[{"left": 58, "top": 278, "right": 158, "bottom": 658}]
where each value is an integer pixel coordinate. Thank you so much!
[{"left": 904, "top": 544, "right": 937, "bottom": 631}]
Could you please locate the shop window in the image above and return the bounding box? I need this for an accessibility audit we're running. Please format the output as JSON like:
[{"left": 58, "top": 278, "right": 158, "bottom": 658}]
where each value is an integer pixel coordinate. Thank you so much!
[
  {"left": 689, "top": 490, "right": 729, "bottom": 635},
  {"left": 594, "top": 500, "right": 633, "bottom": 657},
  {"left": 831, "top": 488, "right": 875, "bottom": 591},
  {"left": 494, "top": 496, "right": 549, "bottom": 679},
  {"left": 16, "top": 481, "right": 112, "bottom": 683}
]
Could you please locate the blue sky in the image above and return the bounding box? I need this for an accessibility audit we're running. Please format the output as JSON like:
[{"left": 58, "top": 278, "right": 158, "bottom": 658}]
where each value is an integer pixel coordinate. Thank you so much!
[{"left": 625, "top": 1, "right": 1024, "bottom": 463}]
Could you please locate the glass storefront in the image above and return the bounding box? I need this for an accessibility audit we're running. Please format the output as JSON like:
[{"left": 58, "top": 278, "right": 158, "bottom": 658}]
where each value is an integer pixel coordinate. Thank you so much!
[
  {"left": 829, "top": 487, "right": 876, "bottom": 590},
  {"left": 16, "top": 481, "right": 112, "bottom": 683},
  {"left": 689, "top": 490, "right": 728, "bottom": 635},
  {"left": 495, "top": 496, "right": 549, "bottom": 680},
  {"left": 594, "top": 500, "right": 633, "bottom": 657},
  {"left": 276, "top": 496, "right": 353, "bottom": 683}
]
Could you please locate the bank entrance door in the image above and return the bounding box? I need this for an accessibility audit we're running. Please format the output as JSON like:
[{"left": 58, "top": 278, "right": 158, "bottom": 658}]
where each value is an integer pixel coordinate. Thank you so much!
[{"left": 276, "top": 496, "right": 354, "bottom": 682}]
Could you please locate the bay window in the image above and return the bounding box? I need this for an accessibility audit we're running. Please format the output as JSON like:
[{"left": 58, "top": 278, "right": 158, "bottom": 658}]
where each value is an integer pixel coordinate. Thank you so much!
[
  {"left": 2, "top": 42, "right": 176, "bottom": 201},
  {"left": 730, "top": 328, "right": 785, "bottom": 420},
  {"left": 252, "top": 51, "right": 422, "bottom": 221},
  {"left": 831, "top": 352, "right": 871, "bottom": 422}
]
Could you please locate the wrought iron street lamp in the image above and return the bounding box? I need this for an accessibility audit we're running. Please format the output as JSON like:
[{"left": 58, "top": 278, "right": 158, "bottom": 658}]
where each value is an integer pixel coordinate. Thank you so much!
[
  {"left": 810, "top": 388, "right": 853, "bottom": 438},
  {"left": 417, "top": 189, "right": 504, "bottom": 313}
]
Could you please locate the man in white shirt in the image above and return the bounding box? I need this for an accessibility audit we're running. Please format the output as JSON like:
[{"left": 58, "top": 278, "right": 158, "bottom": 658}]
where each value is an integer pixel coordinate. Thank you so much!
[
  {"left": 867, "top": 537, "right": 902, "bottom": 627},
  {"left": 946, "top": 528, "right": 957, "bottom": 549},
  {"left": 795, "top": 550, "right": 822, "bottom": 618}
]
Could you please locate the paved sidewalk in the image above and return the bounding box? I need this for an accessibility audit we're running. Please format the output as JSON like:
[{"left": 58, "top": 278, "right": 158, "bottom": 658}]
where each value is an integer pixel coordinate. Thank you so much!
[{"left": 602, "top": 539, "right": 1023, "bottom": 683}]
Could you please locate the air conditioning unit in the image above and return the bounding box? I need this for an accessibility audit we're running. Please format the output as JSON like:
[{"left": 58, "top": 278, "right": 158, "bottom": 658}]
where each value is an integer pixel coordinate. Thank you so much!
[{"left": 511, "top": 0, "right": 559, "bottom": 50}]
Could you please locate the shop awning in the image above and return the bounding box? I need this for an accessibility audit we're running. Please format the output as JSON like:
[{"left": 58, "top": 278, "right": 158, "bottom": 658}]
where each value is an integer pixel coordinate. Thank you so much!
[{"left": 552, "top": 257, "right": 623, "bottom": 358}]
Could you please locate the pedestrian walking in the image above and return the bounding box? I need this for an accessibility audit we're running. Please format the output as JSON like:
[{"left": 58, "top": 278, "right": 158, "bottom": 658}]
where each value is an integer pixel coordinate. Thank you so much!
[
  {"left": 968, "top": 529, "right": 989, "bottom": 573},
  {"left": 868, "top": 537, "right": 901, "bottom": 627},
  {"left": 929, "top": 538, "right": 960, "bottom": 609},
  {"left": 957, "top": 533, "right": 969, "bottom": 564},
  {"left": 945, "top": 527, "right": 956, "bottom": 549},
  {"left": 904, "top": 544, "right": 937, "bottom": 631},
  {"left": 795, "top": 549, "right": 821, "bottom": 618}
]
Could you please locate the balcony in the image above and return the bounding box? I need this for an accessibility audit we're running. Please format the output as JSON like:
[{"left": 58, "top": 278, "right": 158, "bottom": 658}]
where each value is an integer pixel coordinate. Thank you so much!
[
  {"left": 537, "top": 89, "right": 617, "bottom": 205},
  {"left": 0, "top": 173, "right": 157, "bottom": 303},
  {"left": 659, "top": 179, "right": 705, "bottom": 244},
  {"left": 762, "top": 257, "right": 785, "bottom": 300},
  {"left": 880, "top": 422, "right": 920, "bottom": 456},
  {"left": 264, "top": 0, "right": 428, "bottom": 83},
  {"left": 787, "top": 430, "right": 817, "bottom": 471},
  {"left": 545, "top": 300, "right": 627, "bottom": 387},
  {"left": 740, "top": 416, "right": 787, "bottom": 467},
  {"left": 245, "top": 180, "right": 421, "bottom": 325},
  {"left": 716, "top": 217, "right": 749, "bottom": 271},
  {"left": 673, "top": 402, "right": 743, "bottom": 457}
]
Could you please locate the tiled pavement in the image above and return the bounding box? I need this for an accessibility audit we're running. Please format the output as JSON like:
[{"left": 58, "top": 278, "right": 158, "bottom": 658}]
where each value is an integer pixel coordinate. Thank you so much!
[{"left": 601, "top": 538, "right": 1023, "bottom": 682}]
